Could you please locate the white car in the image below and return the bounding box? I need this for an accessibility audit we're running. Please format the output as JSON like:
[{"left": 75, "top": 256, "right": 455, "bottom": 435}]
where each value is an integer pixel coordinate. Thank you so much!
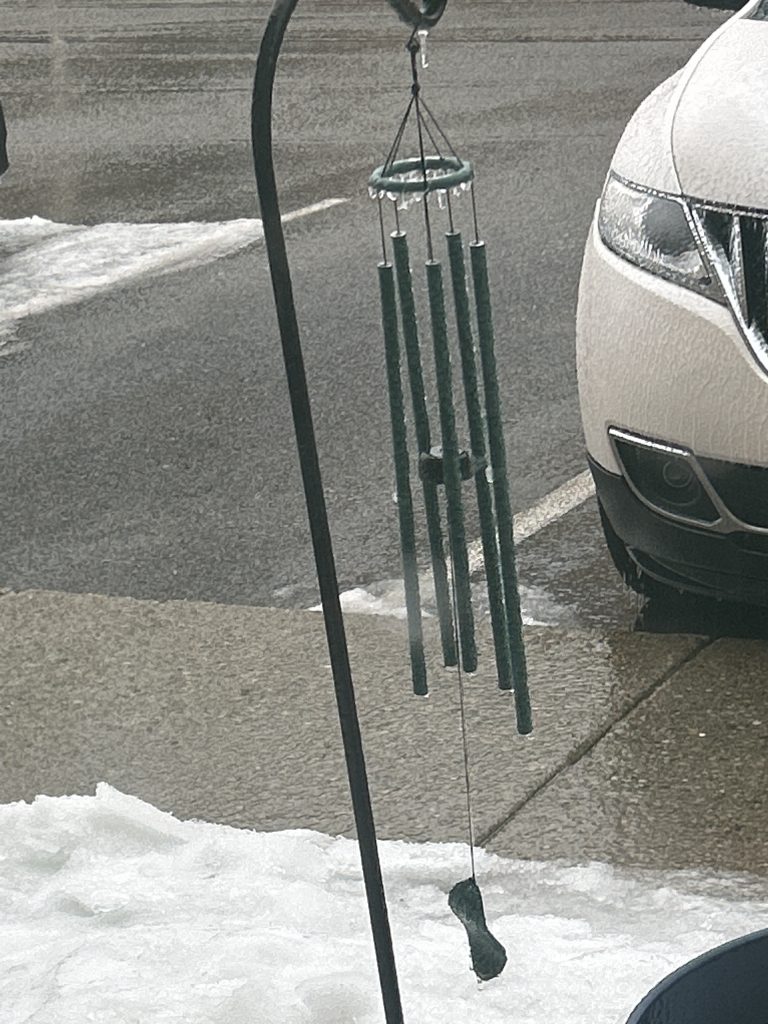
[{"left": 576, "top": 0, "right": 768, "bottom": 606}]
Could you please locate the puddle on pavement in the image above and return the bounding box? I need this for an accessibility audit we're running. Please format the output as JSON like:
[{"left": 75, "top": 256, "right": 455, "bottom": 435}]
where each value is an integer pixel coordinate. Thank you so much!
[
  {"left": 306, "top": 493, "right": 768, "bottom": 641},
  {"left": 515, "top": 496, "right": 639, "bottom": 632},
  {"left": 637, "top": 592, "right": 768, "bottom": 641},
  {"left": 490, "top": 495, "right": 768, "bottom": 641}
]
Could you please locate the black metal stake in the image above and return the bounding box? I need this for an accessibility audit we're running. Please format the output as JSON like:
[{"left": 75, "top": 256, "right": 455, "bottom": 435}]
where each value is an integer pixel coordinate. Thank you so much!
[{"left": 251, "top": 3, "right": 414, "bottom": 1022}]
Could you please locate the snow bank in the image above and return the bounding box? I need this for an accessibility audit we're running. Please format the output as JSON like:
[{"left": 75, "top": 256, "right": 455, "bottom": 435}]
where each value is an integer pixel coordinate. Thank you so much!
[
  {"left": 0, "top": 203, "right": 344, "bottom": 338},
  {"left": 1, "top": 784, "right": 766, "bottom": 1023}
]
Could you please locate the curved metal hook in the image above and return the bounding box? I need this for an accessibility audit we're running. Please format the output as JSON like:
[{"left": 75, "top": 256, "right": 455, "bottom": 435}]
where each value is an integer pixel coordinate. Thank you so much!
[
  {"left": 386, "top": 0, "right": 447, "bottom": 28},
  {"left": 251, "top": 2, "right": 426, "bottom": 1021}
]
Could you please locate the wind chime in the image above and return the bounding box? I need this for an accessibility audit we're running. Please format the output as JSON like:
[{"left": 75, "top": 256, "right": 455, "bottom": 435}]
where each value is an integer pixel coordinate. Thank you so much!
[
  {"left": 370, "top": 23, "right": 533, "bottom": 981},
  {"left": 253, "top": 0, "right": 533, "bottom": 1015}
]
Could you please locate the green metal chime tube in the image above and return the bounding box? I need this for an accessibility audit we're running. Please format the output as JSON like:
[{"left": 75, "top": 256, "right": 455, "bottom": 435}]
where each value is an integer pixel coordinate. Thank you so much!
[
  {"left": 425, "top": 257, "right": 477, "bottom": 674},
  {"left": 378, "top": 259, "right": 428, "bottom": 696},
  {"left": 470, "top": 239, "right": 533, "bottom": 734},
  {"left": 446, "top": 229, "right": 514, "bottom": 691},
  {"left": 392, "top": 231, "right": 457, "bottom": 669}
]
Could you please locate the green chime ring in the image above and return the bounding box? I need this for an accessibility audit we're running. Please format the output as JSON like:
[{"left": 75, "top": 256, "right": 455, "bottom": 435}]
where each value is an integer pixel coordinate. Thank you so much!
[{"left": 369, "top": 155, "right": 473, "bottom": 195}]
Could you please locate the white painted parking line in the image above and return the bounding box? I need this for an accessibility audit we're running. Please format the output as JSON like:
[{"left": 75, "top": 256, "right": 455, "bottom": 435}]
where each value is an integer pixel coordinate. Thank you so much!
[
  {"left": 467, "top": 469, "right": 596, "bottom": 573},
  {"left": 281, "top": 198, "right": 347, "bottom": 222},
  {"left": 514, "top": 468, "right": 597, "bottom": 542}
]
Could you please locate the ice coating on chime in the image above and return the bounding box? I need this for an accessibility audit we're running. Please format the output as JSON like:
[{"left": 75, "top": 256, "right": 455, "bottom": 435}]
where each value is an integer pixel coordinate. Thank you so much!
[{"left": 368, "top": 173, "right": 473, "bottom": 211}]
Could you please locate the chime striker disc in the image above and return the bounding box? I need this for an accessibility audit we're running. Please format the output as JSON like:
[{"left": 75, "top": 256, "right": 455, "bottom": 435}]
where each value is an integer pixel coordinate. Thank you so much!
[{"left": 370, "top": 155, "right": 473, "bottom": 195}]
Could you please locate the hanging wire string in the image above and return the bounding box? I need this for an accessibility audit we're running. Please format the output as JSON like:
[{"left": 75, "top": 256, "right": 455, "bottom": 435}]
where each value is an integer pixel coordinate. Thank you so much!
[
  {"left": 449, "top": 546, "right": 477, "bottom": 881},
  {"left": 408, "top": 35, "right": 435, "bottom": 262},
  {"left": 470, "top": 182, "right": 480, "bottom": 244},
  {"left": 380, "top": 29, "right": 428, "bottom": 179},
  {"left": 414, "top": 99, "right": 435, "bottom": 260},
  {"left": 418, "top": 96, "right": 461, "bottom": 160},
  {"left": 382, "top": 94, "right": 416, "bottom": 175},
  {"left": 377, "top": 27, "right": 469, "bottom": 241},
  {"left": 378, "top": 198, "right": 389, "bottom": 263},
  {"left": 419, "top": 113, "right": 443, "bottom": 160}
]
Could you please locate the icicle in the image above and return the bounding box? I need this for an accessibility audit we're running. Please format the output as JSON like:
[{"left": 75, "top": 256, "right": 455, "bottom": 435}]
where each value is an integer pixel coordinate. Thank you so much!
[{"left": 417, "top": 28, "right": 429, "bottom": 69}]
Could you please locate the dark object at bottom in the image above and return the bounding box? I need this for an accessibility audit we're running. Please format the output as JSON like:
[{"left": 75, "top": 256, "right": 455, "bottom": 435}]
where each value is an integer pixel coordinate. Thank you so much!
[
  {"left": 448, "top": 877, "right": 507, "bottom": 981},
  {"left": 626, "top": 927, "right": 768, "bottom": 1024},
  {"left": 418, "top": 447, "right": 486, "bottom": 485},
  {"left": 0, "top": 101, "right": 8, "bottom": 176}
]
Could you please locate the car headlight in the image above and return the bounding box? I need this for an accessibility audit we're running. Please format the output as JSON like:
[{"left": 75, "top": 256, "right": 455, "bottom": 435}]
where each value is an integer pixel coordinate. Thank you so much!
[{"left": 597, "top": 173, "right": 725, "bottom": 304}]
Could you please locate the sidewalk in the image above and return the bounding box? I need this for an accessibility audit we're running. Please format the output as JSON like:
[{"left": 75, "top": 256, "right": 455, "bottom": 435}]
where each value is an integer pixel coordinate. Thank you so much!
[{"left": 1, "top": 589, "right": 766, "bottom": 873}]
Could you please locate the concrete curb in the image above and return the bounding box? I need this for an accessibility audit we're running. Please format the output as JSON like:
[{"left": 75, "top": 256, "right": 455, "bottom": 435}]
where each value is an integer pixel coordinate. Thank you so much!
[{"left": 6, "top": 588, "right": 758, "bottom": 875}]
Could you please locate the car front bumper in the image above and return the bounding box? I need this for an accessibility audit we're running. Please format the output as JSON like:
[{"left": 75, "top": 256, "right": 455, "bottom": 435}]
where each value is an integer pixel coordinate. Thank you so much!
[
  {"left": 578, "top": 206, "right": 768, "bottom": 604},
  {"left": 590, "top": 454, "right": 768, "bottom": 606}
]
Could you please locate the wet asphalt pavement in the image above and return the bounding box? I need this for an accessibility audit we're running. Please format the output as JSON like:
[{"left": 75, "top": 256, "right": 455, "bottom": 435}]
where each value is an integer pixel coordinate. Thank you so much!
[{"left": 0, "top": 0, "right": 734, "bottom": 623}]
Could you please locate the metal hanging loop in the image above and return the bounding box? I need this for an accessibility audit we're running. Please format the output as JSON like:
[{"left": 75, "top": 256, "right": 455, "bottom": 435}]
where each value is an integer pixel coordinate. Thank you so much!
[{"left": 385, "top": 0, "right": 447, "bottom": 28}]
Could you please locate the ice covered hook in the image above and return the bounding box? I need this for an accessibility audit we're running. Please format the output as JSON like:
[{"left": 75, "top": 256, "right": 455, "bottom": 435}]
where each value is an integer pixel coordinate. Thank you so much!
[{"left": 417, "top": 28, "right": 429, "bottom": 68}]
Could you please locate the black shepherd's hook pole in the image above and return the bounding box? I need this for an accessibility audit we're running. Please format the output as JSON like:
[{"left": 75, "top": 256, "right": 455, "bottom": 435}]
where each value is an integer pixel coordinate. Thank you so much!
[{"left": 251, "top": 2, "right": 446, "bottom": 1022}]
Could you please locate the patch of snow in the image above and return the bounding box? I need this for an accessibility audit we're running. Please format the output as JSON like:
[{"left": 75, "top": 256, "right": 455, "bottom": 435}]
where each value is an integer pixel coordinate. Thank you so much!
[
  {"left": 1, "top": 784, "right": 767, "bottom": 1024},
  {"left": 0, "top": 216, "right": 265, "bottom": 338},
  {"left": 0, "top": 201, "right": 345, "bottom": 339},
  {"left": 314, "top": 578, "right": 571, "bottom": 627}
]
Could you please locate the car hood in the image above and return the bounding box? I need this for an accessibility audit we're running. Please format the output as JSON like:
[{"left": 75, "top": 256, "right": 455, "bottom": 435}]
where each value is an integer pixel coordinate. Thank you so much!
[
  {"left": 610, "top": 71, "right": 683, "bottom": 196},
  {"left": 672, "top": 18, "right": 768, "bottom": 209},
  {"left": 612, "top": 13, "right": 768, "bottom": 210}
]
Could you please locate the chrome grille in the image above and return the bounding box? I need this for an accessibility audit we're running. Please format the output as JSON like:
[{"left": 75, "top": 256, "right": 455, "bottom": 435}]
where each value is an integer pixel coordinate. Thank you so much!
[{"left": 690, "top": 201, "right": 768, "bottom": 373}]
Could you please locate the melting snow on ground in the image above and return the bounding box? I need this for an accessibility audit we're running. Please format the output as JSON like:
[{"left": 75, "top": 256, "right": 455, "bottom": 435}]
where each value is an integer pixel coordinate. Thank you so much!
[
  {"left": 318, "top": 578, "right": 576, "bottom": 627},
  {"left": 0, "top": 204, "right": 344, "bottom": 339},
  {"left": 2, "top": 784, "right": 767, "bottom": 1024},
  {"left": 0, "top": 216, "right": 261, "bottom": 337}
]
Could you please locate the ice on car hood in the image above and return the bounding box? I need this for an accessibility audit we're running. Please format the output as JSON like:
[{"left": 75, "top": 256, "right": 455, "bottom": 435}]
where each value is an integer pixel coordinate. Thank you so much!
[
  {"left": 610, "top": 71, "right": 683, "bottom": 195},
  {"left": 671, "top": 19, "right": 768, "bottom": 209}
]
